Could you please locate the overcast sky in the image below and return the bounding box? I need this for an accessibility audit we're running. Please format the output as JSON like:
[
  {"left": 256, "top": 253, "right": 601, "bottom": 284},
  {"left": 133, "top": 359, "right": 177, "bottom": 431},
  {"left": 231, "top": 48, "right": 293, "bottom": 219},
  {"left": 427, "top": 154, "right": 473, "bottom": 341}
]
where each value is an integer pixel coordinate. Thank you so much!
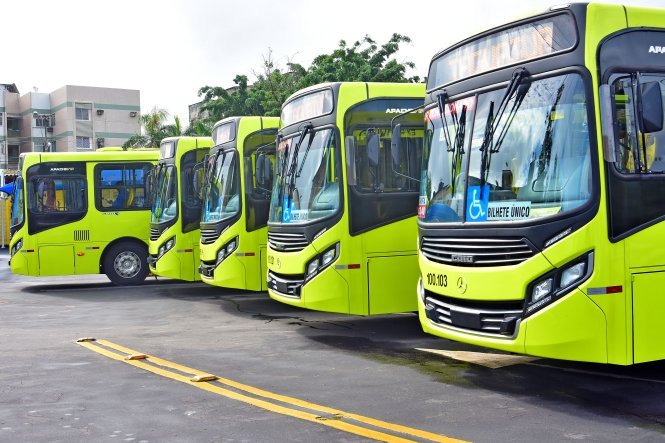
[{"left": 3, "top": 0, "right": 662, "bottom": 126}]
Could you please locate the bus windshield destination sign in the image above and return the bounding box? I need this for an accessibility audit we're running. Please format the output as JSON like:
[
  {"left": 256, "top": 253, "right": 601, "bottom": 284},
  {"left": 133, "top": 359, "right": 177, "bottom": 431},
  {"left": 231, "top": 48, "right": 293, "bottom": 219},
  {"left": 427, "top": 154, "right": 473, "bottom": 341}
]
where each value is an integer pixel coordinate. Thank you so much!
[
  {"left": 213, "top": 122, "right": 236, "bottom": 145},
  {"left": 160, "top": 141, "right": 176, "bottom": 159},
  {"left": 281, "top": 89, "right": 334, "bottom": 127},
  {"left": 427, "top": 14, "right": 577, "bottom": 90}
]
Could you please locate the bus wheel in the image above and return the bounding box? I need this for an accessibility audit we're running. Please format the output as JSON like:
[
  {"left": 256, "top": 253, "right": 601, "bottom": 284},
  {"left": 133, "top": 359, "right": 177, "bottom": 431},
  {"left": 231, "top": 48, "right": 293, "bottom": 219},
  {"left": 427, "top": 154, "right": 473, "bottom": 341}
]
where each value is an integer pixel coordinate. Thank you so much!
[{"left": 104, "top": 243, "right": 149, "bottom": 285}]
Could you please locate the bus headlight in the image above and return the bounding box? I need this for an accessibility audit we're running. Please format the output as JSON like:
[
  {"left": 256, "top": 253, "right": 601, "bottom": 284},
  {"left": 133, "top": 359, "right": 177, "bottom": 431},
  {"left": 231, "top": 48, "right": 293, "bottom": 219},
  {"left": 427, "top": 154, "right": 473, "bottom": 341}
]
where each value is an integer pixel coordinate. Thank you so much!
[
  {"left": 525, "top": 252, "right": 593, "bottom": 317},
  {"left": 560, "top": 262, "right": 586, "bottom": 288},
  {"left": 532, "top": 278, "right": 553, "bottom": 303},
  {"left": 304, "top": 243, "right": 339, "bottom": 281},
  {"left": 217, "top": 237, "right": 239, "bottom": 264},
  {"left": 417, "top": 276, "right": 425, "bottom": 302},
  {"left": 306, "top": 259, "right": 320, "bottom": 277},
  {"left": 158, "top": 237, "right": 175, "bottom": 258},
  {"left": 11, "top": 238, "right": 23, "bottom": 256}
]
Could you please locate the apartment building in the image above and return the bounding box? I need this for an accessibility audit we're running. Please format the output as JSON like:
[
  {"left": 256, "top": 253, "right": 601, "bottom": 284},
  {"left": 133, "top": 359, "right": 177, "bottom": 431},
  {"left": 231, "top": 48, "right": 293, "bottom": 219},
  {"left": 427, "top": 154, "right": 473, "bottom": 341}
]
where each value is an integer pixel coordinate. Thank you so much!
[{"left": 0, "top": 84, "right": 140, "bottom": 169}]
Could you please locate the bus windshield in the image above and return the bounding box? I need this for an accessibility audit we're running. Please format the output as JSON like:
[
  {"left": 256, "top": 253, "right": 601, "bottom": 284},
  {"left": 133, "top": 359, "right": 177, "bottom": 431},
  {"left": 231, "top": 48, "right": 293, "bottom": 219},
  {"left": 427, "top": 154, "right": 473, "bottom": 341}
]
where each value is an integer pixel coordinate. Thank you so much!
[
  {"left": 201, "top": 150, "right": 240, "bottom": 223},
  {"left": 10, "top": 178, "right": 24, "bottom": 227},
  {"left": 151, "top": 165, "right": 177, "bottom": 224},
  {"left": 268, "top": 128, "right": 339, "bottom": 224},
  {"left": 420, "top": 73, "right": 592, "bottom": 224}
]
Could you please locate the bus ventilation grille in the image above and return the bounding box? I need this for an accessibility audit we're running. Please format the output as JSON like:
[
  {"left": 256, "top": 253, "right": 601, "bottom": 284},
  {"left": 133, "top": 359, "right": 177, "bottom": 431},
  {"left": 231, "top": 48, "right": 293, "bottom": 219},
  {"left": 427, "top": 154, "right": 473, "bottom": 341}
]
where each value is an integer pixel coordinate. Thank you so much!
[
  {"left": 268, "top": 232, "right": 309, "bottom": 252},
  {"left": 420, "top": 237, "right": 535, "bottom": 267},
  {"left": 200, "top": 229, "right": 220, "bottom": 245},
  {"left": 74, "top": 230, "right": 90, "bottom": 242},
  {"left": 150, "top": 228, "right": 161, "bottom": 241}
]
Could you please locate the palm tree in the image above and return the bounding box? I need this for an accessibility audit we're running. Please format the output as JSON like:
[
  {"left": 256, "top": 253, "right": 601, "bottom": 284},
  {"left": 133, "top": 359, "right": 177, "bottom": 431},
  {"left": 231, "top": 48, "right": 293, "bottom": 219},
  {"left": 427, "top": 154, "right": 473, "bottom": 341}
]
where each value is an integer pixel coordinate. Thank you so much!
[
  {"left": 184, "top": 119, "right": 212, "bottom": 136},
  {"left": 163, "top": 115, "right": 184, "bottom": 138},
  {"left": 123, "top": 107, "right": 170, "bottom": 149}
]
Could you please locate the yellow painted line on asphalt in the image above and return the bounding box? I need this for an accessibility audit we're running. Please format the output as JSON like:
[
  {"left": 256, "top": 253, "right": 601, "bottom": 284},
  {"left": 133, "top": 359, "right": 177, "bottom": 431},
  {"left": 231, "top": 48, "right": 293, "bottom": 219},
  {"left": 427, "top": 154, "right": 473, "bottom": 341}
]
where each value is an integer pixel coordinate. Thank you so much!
[{"left": 78, "top": 339, "right": 465, "bottom": 443}]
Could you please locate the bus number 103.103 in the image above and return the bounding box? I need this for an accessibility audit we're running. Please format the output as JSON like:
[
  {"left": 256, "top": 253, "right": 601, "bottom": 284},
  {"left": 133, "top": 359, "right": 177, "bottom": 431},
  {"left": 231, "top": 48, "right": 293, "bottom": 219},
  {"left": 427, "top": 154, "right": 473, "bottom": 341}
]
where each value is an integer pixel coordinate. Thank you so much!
[{"left": 426, "top": 273, "right": 447, "bottom": 287}]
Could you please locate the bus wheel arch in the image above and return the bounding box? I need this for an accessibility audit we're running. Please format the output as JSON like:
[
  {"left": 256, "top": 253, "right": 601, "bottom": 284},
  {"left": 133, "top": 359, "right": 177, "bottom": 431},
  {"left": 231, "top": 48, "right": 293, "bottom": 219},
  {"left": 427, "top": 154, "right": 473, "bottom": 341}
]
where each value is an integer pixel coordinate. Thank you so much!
[{"left": 100, "top": 237, "right": 149, "bottom": 285}]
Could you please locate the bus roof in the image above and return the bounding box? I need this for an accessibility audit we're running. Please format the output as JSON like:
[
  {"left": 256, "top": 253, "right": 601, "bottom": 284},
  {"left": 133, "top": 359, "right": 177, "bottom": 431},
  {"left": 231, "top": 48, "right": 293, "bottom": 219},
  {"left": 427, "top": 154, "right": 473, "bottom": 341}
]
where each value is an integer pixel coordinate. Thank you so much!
[
  {"left": 21, "top": 149, "right": 159, "bottom": 163},
  {"left": 282, "top": 82, "right": 424, "bottom": 108}
]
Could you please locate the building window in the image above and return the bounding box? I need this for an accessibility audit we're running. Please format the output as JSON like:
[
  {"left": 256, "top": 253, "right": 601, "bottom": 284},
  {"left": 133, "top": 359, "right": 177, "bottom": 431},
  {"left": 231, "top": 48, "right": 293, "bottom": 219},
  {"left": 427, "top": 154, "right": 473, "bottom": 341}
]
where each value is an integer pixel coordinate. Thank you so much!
[
  {"left": 76, "top": 136, "right": 91, "bottom": 150},
  {"left": 75, "top": 104, "right": 91, "bottom": 121},
  {"left": 35, "top": 114, "right": 54, "bottom": 127},
  {"left": 95, "top": 163, "right": 152, "bottom": 211},
  {"left": 0, "top": 112, "right": 3, "bottom": 125}
]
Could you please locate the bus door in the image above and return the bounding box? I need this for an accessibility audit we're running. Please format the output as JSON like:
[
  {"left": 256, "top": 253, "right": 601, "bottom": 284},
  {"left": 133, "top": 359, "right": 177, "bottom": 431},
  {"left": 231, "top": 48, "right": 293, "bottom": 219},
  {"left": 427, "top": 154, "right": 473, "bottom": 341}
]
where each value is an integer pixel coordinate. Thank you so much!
[
  {"left": 346, "top": 112, "right": 423, "bottom": 314},
  {"left": 606, "top": 67, "right": 665, "bottom": 363}
]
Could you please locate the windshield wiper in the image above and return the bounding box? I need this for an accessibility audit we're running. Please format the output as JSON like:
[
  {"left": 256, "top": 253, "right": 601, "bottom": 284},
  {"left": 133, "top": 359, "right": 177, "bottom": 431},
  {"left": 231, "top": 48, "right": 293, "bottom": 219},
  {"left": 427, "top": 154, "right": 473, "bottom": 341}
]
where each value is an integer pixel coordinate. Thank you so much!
[
  {"left": 286, "top": 124, "right": 313, "bottom": 198},
  {"left": 436, "top": 92, "right": 454, "bottom": 153},
  {"left": 435, "top": 92, "right": 467, "bottom": 194},
  {"left": 479, "top": 68, "right": 530, "bottom": 187}
]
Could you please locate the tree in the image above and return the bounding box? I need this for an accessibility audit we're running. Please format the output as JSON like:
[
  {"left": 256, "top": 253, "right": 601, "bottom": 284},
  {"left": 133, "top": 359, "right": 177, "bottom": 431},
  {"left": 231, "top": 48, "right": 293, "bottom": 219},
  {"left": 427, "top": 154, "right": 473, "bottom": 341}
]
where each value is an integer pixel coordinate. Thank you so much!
[
  {"left": 297, "top": 34, "right": 420, "bottom": 87},
  {"left": 123, "top": 107, "right": 170, "bottom": 149},
  {"left": 184, "top": 119, "right": 212, "bottom": 136},
  {"left": 163, "top": 115, "right": 183, "bottom": 138},
  {"left": 196, "top": 34, "right": 418, "bottom": 122}
]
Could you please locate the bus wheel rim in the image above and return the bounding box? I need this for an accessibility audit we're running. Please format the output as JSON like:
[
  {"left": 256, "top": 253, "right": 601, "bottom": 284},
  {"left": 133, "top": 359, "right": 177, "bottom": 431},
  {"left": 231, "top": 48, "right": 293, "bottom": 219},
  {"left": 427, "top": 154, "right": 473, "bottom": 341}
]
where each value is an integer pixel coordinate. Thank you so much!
[{"left": 114, "top": 251, "right": 141, "bottom": 278}]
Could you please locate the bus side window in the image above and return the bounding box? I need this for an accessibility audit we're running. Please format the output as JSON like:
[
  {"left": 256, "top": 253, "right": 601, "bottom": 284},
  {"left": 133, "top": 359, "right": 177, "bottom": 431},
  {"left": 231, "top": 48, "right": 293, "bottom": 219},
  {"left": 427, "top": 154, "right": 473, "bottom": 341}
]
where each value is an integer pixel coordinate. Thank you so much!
[
  {"left": 29, "top": 177, "right": 86, "bottom": 213},
  {"left": 95, "top": 164, "right": 152, "bottom": 211}
]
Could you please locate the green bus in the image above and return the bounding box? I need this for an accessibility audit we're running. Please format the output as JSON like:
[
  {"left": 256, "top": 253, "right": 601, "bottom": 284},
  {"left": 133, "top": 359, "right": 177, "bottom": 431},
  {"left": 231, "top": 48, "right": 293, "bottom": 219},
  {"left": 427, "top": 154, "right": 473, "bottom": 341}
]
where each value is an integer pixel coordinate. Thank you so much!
[
  {"left": 413, "top": 3, "right": 665, "bottom": 364},
  {"left": 9, "top": 149, "right": 158, "bottom": 285},
  {"left": 266, "top": 82, "right": 425, "bottom": 315},
  {"left": 148, "top": 137, "right": 213, "bottom": 281},
  {"left": 198, "top": 117, "right": 279, "bottom": 290}
]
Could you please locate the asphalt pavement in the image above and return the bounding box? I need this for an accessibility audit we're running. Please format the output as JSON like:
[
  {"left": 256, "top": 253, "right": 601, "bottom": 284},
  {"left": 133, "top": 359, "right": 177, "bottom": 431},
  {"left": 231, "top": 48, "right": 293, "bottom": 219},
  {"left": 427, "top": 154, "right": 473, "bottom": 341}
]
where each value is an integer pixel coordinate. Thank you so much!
[{"left": 1, "top": 254, "right": 665, "bottom": 442}]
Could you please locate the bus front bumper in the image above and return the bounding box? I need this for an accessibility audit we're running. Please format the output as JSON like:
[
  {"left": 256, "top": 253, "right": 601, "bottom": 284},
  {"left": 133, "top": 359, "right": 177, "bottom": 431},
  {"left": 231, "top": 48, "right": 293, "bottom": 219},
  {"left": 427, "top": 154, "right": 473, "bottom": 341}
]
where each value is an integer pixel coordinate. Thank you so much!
[
  {"left": 9, "top": 251, "right": 31, "bottom": 276},
  {"left": 418, "top": 284, "right": 608, "bottom": 362},
  {"left": 149, "top": 249, "right": 196, "bottom": 281},
  {"left": 199, "top": 255, "right": 247, "bottom": 290},
  {"left": 267, "top": 264, "right": 349, "bottom": 314}
]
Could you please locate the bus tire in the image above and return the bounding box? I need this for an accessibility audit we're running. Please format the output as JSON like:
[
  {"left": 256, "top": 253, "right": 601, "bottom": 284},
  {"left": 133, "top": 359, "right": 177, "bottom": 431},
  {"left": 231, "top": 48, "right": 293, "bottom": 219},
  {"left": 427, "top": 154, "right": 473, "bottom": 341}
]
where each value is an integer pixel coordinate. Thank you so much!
[{"left": 104, "top": 242, "right": 149, "bottom": 285}]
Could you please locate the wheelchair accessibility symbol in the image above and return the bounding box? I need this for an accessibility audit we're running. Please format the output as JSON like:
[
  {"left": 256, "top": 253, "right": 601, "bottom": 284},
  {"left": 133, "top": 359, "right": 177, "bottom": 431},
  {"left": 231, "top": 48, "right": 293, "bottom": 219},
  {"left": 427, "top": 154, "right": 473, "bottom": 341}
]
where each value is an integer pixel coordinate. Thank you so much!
[{"left": 466, "top": 185, "right": 489, "bottom": 222}]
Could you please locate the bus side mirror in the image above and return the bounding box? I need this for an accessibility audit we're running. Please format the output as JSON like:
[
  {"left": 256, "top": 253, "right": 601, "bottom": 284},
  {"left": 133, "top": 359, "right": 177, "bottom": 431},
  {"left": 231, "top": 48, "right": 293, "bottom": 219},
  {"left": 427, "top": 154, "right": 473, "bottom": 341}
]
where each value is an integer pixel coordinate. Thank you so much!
[
  {"left": 256, "top": 154, "right": 272, "bottom": 189},
  {"left": 599, "top": 85, "right": 616, "bottom": 163},
  {"left": 639, "top": 81, "right": 664, "bottom": 134},
  {"left": 255, "top": 153, "right": 266, "bottom": 186},
  {"left": 367, "top": 132, "right": 380, "bottom": 168},
  {"left": 345, "top": 136, "right": 357, "bottom": 186},
  {"left": 391, "top": 123, "right": 402, "bottom": 168},
  {"left": 192, "top": 162, "right": 204, "bottom": 200}
]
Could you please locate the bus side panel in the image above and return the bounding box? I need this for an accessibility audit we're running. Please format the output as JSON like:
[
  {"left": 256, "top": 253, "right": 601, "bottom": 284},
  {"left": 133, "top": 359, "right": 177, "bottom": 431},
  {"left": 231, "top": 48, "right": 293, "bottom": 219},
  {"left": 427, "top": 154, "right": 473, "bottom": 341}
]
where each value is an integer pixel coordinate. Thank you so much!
[
  {"left": 74, "top": 242, "right": 104, "bottom": 274},
  {"left": 39, "top": 245, "right": 74, "bottom": 276},
  {"left": 191, "top": 243, "right": 201, "bottom": 282},
  {"left": 632, "top": 272, "right": 665, "bottom": 363},
  {"left": 367, "top": 254, "right": 419, "bottom": 314},
  {"left": 260, "top": 246, "right": 268, "bottom": 291}
]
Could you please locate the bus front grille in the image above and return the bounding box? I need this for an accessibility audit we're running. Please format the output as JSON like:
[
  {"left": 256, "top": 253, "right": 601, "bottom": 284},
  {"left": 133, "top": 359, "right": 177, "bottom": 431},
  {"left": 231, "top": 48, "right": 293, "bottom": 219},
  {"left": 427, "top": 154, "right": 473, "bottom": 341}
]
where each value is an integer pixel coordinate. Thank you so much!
[
  {"left": 200, "top": 229, "right": 220, "bottom": 245},
  {"left": 150, "top": 228, "right": 161, "bottom": 241},
  {"left": 268, "top": 232, "right": 309, "bottom": 252},
  {"left": 420, "top": 237, "right": 535, "bottom": 267},
  {"left": 424, "top": 291, "right": 523, "bottom": 337},
  {"left": 267, "top": 271, "right": 304, "bottom": 298}
]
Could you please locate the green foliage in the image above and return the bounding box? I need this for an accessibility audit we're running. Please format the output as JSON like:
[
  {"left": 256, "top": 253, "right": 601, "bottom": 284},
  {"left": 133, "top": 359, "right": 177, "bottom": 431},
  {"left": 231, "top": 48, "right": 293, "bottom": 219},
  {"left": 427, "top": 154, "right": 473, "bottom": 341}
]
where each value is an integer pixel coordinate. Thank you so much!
[
  {"left": 123, "top": 107, "right": 172, "bottom": 149},
  {"left": 184, "top": 119, "right": 212, "bottom": 136},
  {"left": 197, "top": 34, "right": 418, "bottom": 122}
]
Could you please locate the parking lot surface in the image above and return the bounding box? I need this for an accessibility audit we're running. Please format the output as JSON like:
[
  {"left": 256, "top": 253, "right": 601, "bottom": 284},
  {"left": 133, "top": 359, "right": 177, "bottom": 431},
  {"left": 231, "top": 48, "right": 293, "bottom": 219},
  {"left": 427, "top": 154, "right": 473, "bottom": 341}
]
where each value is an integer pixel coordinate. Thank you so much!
[{"left": 1, "top": 258, "right": 665, "bottom": 442}]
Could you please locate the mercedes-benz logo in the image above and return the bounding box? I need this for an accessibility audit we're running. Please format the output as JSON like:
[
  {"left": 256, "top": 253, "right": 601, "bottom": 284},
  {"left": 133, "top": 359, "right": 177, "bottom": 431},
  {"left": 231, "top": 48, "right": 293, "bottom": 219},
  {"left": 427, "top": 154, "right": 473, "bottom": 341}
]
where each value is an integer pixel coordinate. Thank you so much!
[{"left": 456, "top": 276, "right": 467, "bottom": 294}]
